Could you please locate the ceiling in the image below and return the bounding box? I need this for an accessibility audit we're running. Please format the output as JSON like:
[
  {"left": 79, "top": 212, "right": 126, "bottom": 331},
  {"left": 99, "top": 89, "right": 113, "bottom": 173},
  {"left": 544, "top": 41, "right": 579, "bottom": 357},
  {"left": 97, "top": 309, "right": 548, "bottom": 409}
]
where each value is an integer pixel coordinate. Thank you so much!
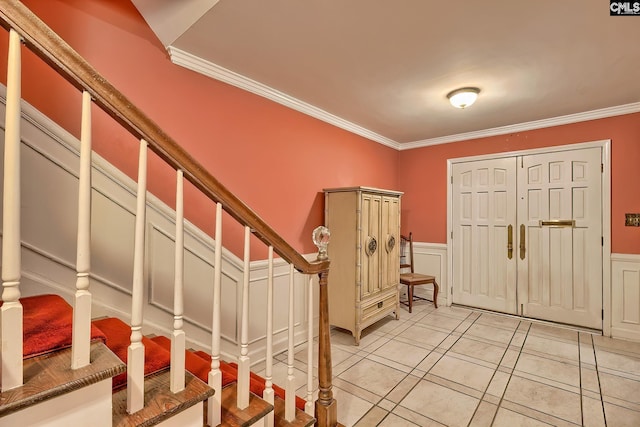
[{"left": 131, "top": 0, "right": 640, "bottom": 149}]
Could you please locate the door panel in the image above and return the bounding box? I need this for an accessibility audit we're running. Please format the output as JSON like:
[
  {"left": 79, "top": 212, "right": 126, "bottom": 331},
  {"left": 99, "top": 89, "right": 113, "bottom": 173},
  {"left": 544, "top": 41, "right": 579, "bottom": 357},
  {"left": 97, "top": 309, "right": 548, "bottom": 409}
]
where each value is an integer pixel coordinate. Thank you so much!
[
  {"left": 517, "top": 147, "right": 602, "bottom": 329},
  {"left": 451, "top": 146, "right": 602, "bottom": 329},
  {"left": 452, "top": 158, "right": 517, "bottom": 314}
]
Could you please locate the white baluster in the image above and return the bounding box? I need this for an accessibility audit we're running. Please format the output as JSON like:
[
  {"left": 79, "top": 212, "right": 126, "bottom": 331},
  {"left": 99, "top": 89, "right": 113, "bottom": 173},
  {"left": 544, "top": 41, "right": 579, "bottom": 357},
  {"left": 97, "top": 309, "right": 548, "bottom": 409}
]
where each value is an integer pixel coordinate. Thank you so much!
[
  {"left": 171, "top": 170, "right": 185, "bottom": 393},
  {"left": 72, "top": 90, "right": 93, "bottom": 369},
  {"left": 285, "top": 264, "right": 296, "bottom": 421},
  {"left": 305, "top": 275, "right": 314, "bottom": 415},
  {"left": 263, "top": 246, "right": 275, "bottom": 427},
  {"left": 1, "top": 28, "right": 23, "bottom": 391},
  {"left": 237, "top": 226, "right": 251, "bottom": 409},
  {"left": 207, "top": 202, "right": 223, "bottom": 426},
  {"left": 127, "top": 139, "right": 148, "bottom": 414}
]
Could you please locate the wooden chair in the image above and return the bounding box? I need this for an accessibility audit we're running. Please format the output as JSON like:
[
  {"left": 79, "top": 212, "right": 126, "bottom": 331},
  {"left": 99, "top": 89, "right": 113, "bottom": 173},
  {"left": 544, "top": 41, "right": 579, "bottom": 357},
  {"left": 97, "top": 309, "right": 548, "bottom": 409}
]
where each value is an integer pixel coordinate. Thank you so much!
[{"left": 399, "top": 232, "right": 438, "bottom": 312}]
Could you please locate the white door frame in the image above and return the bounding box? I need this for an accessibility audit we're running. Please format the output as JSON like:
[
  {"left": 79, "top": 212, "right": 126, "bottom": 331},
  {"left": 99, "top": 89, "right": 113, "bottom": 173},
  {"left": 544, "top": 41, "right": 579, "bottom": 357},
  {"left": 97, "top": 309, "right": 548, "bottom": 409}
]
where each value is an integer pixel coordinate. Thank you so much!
[{"left": 446, "top": 140, "right": 611, "bottom": 335}]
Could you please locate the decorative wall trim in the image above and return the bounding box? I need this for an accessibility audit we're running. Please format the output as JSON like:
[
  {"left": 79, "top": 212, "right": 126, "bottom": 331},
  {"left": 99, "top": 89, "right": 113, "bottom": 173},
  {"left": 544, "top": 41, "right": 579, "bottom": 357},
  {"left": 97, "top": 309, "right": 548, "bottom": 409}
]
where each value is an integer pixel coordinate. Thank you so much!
[
  {"left": 168, "top": 46, "right": 400, "bottom": 150},
  {"left": 611, "top": 253, "right": 640, "bottom": 263},
  {"left": 412, "top": 245, "right": 640, "bottom": 343},
  {"left": 611, "top": 253, "right": 640, "bottom": 342},
  {"left": 0, "top": 84, "right": 320, "bottom": 362},
  {"left": 167, "top": 49, "right": 640, "bottom": 152},
  {"left": 408, "top": 242, "right": 448, "bottom": 307},
  {"left": 400, "top": 103, "right": 640, "bottom": 150}
]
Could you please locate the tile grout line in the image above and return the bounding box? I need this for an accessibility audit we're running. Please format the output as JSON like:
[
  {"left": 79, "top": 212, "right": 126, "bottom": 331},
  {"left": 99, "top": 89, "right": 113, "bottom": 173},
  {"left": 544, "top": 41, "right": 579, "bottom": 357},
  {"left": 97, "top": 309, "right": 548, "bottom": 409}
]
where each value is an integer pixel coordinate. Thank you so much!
[
  {"left": 578, "top": 332, "right": 584, "bottom": 426},
  {"left": 343, "top": 307, "right": 638, "bottom": 426},
  {"left": 591, "top": 334, "right": 608, "bottom": 426},
  {"left": 347, "top": 306, "right": 441, "bottom": 426},
  {"left": 350, "top": 315, "right": 427, "bottom": 425},
  {"left": 381, "top": 309, "right": 480, "bottom": 425},
  {"left": 396, "top": 309, "right": 480, "bottom": 425},
  {"left": 372, "top": 307, "right": 461, "bottom": 426},
  {"left": 467, "top": 319, "right": 531, "bottom": 427},
  {"left": 364, "top": 307, "right": 477, "bottom": 426}
]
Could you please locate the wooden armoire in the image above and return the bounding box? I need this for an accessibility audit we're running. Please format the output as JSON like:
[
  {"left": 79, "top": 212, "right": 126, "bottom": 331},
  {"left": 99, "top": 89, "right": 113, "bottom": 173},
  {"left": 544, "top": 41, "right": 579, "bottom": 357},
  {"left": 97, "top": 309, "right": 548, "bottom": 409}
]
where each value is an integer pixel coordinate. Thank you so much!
[{"left": 323, "top": 187, "right": 402, "bottom": 345}]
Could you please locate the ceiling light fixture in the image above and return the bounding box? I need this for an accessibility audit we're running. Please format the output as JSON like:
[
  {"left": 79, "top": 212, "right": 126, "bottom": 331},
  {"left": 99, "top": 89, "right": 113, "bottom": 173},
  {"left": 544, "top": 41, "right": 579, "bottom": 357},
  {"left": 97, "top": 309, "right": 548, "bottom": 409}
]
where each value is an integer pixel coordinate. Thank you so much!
[{"left": 447, "top": 87, "right": 480, "bottom": 109}]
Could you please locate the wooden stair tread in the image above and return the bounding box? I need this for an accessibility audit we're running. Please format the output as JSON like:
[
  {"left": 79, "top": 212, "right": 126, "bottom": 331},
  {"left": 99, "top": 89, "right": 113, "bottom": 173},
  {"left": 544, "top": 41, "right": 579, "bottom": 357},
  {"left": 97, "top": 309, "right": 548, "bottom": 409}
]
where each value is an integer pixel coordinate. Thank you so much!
[
  {"left": 220, "top": 383, "right": 273, "bottom": 427},
  {"left": 0, "top": 341, "right": 125, "bottom": 417},
  {"left": 273, "top": 395, "right": 315, "bottom": 427},
  {"left": 112, "top": 370, "right": 214, "bottom": 427}
]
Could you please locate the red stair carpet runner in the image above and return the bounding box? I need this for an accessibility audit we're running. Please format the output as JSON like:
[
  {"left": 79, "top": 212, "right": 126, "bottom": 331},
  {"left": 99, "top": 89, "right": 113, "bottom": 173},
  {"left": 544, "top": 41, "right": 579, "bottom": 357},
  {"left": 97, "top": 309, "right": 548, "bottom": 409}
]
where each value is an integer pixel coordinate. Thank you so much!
[
  {"left": 150, "top": 335, "right": 307, "bottom": 411},
  {"left": 2, "top": 294, "right": 106, "bottom": 359},
  {"left": 148, "top": 335, "right": 237, "bottom": 388},
  {"left": 13, "top": 294, "right": 306, "bottom": 410},
  {"left": 92, "top": 317, "right": 172, "bottom": 390}
]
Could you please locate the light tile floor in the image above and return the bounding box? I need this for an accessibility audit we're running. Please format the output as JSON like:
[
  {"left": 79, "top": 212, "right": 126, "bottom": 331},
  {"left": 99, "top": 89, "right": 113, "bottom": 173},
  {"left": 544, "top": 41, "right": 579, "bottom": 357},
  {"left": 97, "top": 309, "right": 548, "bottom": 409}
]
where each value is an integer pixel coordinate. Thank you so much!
[{"left": 264, "top": 301, "right": 640, "bottom": 426}]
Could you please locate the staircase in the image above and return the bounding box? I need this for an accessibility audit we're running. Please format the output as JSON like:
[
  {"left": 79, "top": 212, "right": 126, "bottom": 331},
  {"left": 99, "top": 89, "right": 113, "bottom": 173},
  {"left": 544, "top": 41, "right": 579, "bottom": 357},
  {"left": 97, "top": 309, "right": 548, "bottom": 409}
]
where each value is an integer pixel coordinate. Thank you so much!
[
  {"left": 1, "top": 294, "right": 314, "bottom": 426},
  {"left": 0, "top": 0, "right": 340, "bottom": 425}
]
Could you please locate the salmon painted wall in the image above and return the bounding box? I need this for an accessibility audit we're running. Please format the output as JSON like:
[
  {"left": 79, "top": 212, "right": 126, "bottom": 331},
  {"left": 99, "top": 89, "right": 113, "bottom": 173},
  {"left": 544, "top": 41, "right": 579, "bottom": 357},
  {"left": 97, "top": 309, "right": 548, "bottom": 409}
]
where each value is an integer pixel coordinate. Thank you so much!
[
  {"left": 0, "top": 0, "right": 399, "bottom": 258},
  {"left": 398, "top": 113, "right": 640, "bottom": 254}
]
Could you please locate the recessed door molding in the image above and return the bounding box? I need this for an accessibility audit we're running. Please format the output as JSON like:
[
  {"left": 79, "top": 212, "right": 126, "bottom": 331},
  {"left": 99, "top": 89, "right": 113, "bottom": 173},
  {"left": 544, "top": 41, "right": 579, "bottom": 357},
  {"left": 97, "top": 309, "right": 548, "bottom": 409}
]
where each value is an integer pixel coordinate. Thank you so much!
[{"left": 446, "top": 140, "right": 612, "bottom": 335}]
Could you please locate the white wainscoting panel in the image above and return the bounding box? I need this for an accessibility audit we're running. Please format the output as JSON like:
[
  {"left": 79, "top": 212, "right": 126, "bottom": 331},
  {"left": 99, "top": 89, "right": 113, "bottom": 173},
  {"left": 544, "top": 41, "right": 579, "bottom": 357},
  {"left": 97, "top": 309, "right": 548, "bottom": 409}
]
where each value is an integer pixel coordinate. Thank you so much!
[
  {"left": 409, "top": 246, "right": 640, "bottom": 343},
  {"left": 403, "top": 242, "right": 448, "bottom": 308},
  {"left": 0, "top": 86, "right": 319, "bottom": 363},
  {"left": 611, "top": 253, "right": 640, "bottom": 341}
]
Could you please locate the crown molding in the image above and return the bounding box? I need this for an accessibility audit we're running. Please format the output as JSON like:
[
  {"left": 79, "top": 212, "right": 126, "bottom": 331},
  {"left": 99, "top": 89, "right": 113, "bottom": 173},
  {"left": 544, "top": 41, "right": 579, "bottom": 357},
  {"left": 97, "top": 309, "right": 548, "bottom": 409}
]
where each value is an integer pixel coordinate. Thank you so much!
[
  {"left": 168, "top": 46, "right": 400, "bottom": 150},
  {"left": 400, "top": 102, "right": 640, "bottom": 150},
  {"left": 168, "top": 46, "right": 640, "bottom": 152}
]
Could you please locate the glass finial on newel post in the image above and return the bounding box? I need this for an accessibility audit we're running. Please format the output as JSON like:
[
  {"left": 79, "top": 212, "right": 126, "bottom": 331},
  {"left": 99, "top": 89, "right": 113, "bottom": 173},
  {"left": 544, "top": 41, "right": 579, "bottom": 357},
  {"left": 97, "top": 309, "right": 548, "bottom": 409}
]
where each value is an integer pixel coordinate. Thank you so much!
[{"left": 312, "top": 226, "right": 330, "bottom": 261}]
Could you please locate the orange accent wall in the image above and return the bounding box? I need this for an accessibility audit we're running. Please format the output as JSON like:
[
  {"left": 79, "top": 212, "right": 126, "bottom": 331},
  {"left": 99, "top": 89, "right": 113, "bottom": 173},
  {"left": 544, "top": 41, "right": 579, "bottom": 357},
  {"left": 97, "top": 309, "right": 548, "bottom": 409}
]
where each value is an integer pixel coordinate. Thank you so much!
[
  {"left": 398, "top": 113, "right": 640, "bottom": 254},
  {"left": 1, "top": 1, "right": 638, "bottom": 258},
  {"left": 0, "top": 0, "right": 399, "bottom": 258}
]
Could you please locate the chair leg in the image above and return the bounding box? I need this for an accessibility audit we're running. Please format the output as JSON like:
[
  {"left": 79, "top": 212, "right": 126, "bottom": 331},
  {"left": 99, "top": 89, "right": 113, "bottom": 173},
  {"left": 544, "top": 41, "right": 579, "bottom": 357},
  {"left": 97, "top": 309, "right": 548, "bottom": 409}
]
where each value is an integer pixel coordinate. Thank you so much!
[
  {"left": 408, "top": 285, "right": 414, "bottom": 313},
  {"left": 433, "top": 281, "right": 439, "bottom": 309}
]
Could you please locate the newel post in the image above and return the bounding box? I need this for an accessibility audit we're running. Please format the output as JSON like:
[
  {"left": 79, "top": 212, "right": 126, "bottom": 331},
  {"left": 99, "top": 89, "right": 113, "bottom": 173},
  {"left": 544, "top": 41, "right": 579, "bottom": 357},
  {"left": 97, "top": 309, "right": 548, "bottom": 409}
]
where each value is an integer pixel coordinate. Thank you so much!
[{"left": 312, "top": 226, "right": 338, "bottom": 427}]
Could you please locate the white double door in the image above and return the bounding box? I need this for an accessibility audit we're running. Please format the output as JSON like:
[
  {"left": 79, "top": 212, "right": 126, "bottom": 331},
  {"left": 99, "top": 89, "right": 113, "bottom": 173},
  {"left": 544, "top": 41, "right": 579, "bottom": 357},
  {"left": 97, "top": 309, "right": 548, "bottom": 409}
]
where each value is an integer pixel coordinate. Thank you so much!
[{"left": 451, "top": 147, "right": 602, "bottom": 329}]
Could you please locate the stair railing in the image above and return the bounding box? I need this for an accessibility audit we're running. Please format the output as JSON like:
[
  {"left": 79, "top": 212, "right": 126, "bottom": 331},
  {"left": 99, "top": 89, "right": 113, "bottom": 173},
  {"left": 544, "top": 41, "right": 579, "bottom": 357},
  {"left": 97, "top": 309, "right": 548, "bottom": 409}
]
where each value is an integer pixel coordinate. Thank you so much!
[
  {"left": 1, "top": 26, "right": 22, "bottom": 391},
  {"left": 0, "top": 1, "right": 337, "bottom": 425}
]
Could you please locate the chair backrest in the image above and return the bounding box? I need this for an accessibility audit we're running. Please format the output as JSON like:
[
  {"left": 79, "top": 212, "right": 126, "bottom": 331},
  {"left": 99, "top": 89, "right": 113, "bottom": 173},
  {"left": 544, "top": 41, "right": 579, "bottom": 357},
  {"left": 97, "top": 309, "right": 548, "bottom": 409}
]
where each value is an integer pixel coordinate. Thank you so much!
[{"left": 400, "top": 232, "right": 415, "bottom": 273}]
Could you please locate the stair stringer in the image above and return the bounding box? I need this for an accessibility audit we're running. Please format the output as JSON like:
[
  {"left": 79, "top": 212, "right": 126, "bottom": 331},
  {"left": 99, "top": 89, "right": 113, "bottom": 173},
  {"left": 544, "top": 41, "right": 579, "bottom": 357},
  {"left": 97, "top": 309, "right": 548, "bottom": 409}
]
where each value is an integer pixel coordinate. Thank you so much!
[
  {"left": 1, "top": 380, "right": 112, "bottom": 427},
  {"left": 0, "top": 342, "right": 125, "bottom": 427},
  {"left": 0, "top": 85, "right": 320, "bottom": 365}
]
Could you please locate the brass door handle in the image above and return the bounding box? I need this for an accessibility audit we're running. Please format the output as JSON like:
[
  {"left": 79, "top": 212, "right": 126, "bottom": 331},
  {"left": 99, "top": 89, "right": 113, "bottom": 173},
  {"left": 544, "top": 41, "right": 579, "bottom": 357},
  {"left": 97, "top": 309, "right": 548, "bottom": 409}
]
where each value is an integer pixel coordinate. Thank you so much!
[
  {"left": 539, "top": 219, "right": 575, "bottom": 227},
  {"left": 507, "top": 224, "right": 513, "bottom": 259},
  {"left": 519, "top": 224, "right": 526, "bottom": 260}
]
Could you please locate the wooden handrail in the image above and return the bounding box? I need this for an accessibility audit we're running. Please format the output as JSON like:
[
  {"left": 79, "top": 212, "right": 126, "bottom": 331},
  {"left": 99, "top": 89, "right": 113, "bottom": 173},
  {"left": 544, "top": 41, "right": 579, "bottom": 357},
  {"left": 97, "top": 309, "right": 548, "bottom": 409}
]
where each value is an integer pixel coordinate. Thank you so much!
[
  {"left": 0, "top": 2, "right": 338, "bottom": 424},
  {"left": 0, "top": 0, "right": 328, "bottom": 275}
]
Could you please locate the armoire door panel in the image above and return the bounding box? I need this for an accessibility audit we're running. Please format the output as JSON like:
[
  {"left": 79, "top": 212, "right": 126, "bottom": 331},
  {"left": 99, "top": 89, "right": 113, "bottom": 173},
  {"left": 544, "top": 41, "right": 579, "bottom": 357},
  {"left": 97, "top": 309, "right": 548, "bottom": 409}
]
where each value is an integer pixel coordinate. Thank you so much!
[
  {"left": 381, "top": 196, "right": 400, "bottom": 291},
  {"left": 361, "top": 194, "right": 382, "bottom": 298},
  {"left": 361, "top": 195, "right": 371, "bottom": 298}
]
